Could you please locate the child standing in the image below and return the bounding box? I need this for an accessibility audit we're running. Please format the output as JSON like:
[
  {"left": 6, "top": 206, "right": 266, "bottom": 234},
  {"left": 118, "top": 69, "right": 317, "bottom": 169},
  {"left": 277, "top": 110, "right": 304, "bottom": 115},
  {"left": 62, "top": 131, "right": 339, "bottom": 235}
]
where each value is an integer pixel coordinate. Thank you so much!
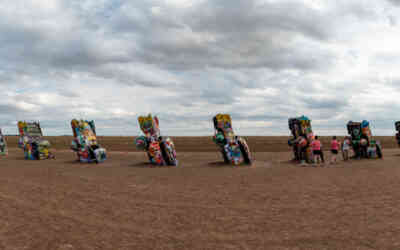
[
  {"left": 342, "top": 136, "right": 350, "bottom": 161},
  {"left": 330, "top": 136, "right": 340, "bottom": 164},
  {"left": 311, "top": 136, "right": 324, "bottom": 165}
]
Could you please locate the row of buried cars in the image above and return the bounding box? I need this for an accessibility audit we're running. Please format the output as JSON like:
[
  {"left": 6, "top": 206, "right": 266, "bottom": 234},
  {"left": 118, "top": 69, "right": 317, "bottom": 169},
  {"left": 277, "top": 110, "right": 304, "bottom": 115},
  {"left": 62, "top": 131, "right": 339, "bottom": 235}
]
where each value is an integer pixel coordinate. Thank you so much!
[
  {"left": 288, "top": 116, "right": 386, "bottom": 163},
  {"left": 0, "top": 114, "right": 252, "bottom": 166},
  {"left": 2, "top": 115, "right": 400, "bottom": 166}
]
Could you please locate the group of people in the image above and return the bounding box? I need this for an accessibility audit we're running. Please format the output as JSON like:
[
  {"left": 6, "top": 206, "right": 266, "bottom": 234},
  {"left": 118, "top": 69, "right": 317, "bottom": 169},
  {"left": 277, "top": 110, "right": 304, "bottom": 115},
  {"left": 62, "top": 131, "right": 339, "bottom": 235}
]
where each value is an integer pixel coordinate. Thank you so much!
[{"left": 309, "top": 136, "right": 352, "bottom": 166}]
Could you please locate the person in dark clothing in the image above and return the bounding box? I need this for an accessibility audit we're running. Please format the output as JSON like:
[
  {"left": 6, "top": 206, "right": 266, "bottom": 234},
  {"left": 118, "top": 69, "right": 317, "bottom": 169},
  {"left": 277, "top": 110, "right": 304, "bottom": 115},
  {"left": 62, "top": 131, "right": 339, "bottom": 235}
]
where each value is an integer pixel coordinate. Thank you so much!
[{"left": 31, "top": 142, "right": 39, "bottom": 160}]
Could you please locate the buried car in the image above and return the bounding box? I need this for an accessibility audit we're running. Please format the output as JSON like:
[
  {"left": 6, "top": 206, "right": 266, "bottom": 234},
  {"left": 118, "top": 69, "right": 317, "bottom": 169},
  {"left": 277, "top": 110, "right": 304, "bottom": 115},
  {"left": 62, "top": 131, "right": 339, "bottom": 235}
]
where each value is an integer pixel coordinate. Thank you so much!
[
  {"left": 347, "top": 120, "right": 382, "bottom": 159},
  {"left": 212, "top": 114, "right": 252, "bottom": 166},
  {"left": 135, "top": 114, "right": 178, "bottom": 166},
  {"left": 288, "top": 115, "right": 314, "bottom": 164},
  {"left": 18, "top": 121, "right": 54, "bottom": 160},
  {"left": 70, "top": 119, "right": 107, "bottom": 163},
  {"left": 395, "top": 121, "right": 400, "bottom": 147},
  {"left": 0, "top": 129, "right": 7, "bottom": 156}
]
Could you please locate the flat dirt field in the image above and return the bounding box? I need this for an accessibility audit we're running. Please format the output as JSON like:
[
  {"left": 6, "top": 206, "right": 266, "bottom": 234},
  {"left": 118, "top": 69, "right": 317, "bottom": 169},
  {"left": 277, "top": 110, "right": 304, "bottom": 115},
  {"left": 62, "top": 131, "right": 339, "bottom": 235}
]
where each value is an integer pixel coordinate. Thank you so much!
[{"left": 1, "top": 137, "right": 400, "bottom": 250}]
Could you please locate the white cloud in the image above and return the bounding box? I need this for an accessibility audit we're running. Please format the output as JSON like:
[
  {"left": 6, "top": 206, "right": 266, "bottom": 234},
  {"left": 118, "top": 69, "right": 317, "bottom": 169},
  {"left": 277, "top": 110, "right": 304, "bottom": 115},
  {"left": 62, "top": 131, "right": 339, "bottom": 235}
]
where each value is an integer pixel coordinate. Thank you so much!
[{"left": 0, "top": 0, "right": 400, "bottom": 136}]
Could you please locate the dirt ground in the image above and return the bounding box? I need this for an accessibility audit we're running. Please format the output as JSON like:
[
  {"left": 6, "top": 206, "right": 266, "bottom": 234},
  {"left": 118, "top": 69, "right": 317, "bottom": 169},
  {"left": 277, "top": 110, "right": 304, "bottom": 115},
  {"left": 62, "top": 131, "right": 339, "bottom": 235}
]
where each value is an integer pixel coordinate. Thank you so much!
[
  {"left": 1, "top": 138, "right": 400, "bottom": 249},
  {"left": 4, "top": 135, "right": 399, "bottom": 152}
]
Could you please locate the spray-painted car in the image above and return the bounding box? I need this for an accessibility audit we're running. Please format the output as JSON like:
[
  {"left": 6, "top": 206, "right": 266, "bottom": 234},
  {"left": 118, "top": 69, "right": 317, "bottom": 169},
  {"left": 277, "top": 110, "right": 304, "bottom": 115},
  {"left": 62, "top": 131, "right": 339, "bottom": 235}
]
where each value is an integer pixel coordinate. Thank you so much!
[
  {"left": 135, "top": 114, "right": 178, "bottom": 166},
  {"left": 288, "top": 116, "right": 314, "bottom": 164},
  {"left": 347, "top": 120, "right": 382, "bottom": 159},
  {"left": 395, "top": 121, "right": 400, "bottom": 147},
  {"left": 17, "top": 121, "right": 54, "bottom": 160},
  {"left": 70, "top": 119, "right": 107, "bottom": 163},
  {"left": 212, "top": 114, "right": 252, "bottom": 165},
  {"left": 0, "top": 129, "right": 7, "bottom": 156}
]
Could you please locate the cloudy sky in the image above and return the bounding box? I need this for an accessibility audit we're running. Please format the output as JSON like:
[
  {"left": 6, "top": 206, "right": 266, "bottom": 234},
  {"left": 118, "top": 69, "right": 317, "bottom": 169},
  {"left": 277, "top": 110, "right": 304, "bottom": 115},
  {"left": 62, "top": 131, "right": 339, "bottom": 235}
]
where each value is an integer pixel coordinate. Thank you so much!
[{"left": 1, "top": 0, "right": 400, "bottom": 136}]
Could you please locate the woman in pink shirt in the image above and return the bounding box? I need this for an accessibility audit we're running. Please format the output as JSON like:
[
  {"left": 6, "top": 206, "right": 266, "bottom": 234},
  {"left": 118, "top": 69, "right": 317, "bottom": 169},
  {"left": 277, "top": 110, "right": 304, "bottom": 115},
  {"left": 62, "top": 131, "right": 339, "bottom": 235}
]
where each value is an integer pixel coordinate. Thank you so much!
[
  {"left": 330, "top": 136, "right": 340, "bottom": 164},
  {"left": 311, "top": 136, "right": 324, "bottom": 164}
]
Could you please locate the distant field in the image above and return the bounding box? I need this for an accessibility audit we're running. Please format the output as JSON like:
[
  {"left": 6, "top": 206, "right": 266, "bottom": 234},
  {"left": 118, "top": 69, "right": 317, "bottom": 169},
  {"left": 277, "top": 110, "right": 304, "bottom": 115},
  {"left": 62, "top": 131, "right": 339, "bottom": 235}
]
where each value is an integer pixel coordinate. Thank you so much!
[{"left": 4, "top": 135, "right": 399, "bottom": 152}]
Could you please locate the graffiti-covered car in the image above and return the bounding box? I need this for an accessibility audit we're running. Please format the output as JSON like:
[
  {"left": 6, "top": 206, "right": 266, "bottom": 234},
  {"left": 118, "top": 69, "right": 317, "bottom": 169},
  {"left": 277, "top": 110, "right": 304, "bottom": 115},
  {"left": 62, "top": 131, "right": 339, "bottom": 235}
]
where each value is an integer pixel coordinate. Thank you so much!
[
  {"left": 18, "top": 121, "right": 54, "bottom": 160},
  {"left": 71, "top": 119, "right": 107, "bottom": 163},
  {"left": 135, "top": 114, "right": 178, "bottom": 166},
  {"left": 288, "top": 116, "right": 314, "bottom": 164},
  {"left": 347, "top": 120, "right": 382, "bottom": 159},
  {"left": 0, "top": 128, "right": 8, "bottom": 156},
  {"left": 212, "top": 114, "right": 252, "bottom": 166}
]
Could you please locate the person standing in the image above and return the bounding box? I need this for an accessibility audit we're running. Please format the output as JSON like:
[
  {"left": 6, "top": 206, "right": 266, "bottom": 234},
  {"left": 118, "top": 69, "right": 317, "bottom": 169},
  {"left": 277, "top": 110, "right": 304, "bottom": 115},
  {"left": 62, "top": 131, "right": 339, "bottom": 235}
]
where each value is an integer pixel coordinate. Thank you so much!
[
  {"left": 330, "top": 136, "right": 340, "bottom": 164},
  {"left": 311, "top": 136, "right": 324, "bottom": 165},
  {"left": 298, "top": 136, "right": 308, "bottom": 165},
  {"left": 0, "top": 136, "right": 4, "bottom": 153},
  {"left": 342, "top": 136, "right": 350, "bottom": 161}
]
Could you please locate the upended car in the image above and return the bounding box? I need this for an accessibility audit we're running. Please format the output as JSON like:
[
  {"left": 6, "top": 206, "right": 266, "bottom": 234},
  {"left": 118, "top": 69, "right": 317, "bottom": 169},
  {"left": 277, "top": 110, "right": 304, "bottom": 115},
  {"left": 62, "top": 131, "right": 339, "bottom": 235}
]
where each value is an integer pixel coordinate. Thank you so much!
[
  {"left": 17, "top": 121, "right": 54, "bottom": 160},
  {"left": 0, "top": 128, "right": 8, "bottom": 156},
  {"left": 135, "top": 114, "right": 178, "bottom": 166},
  {"left": 212, "top": 114, "right": 252, "bottom": 166},
  {"left": 70, "top": 119, "right": 107, "bottom": 163},
  {"left": 288, "top": 115, "right": 314, "bottom": 164},
  {"left": 395, "top": 121, "right": 400, "bottom": 147},
  {"left": 347, "top": 120, "right": 382, "bottom": 159}
]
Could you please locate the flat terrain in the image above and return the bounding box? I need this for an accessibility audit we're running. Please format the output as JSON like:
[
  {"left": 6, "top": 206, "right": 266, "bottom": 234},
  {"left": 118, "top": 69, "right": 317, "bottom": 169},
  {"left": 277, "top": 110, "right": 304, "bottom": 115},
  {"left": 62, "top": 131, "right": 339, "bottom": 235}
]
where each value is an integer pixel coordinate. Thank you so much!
[
  {"left": 4, "top": 135, "right": 399, "bottom": 152},
  {"left": 1, "top": 137, "right": 400, "bottom": 249}
]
